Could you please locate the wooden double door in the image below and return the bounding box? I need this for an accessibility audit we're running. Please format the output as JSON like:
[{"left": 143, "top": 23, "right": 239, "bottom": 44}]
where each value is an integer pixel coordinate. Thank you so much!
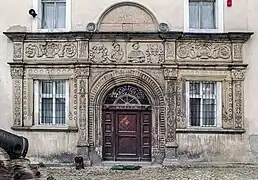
[{"left": 102, "top": 110, "right": 151, "bottom": 161}]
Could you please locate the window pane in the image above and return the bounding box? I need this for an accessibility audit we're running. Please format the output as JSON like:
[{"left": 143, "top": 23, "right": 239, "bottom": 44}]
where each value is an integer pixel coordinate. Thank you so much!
[
  {"left": 56, "top": 2, "right": 66, "bottom": 28},
  {"left": 55, "top": 80, "right": 66, "bottom": 95},
  {"left": 55, "top": 98, "right": 66, "bottom": 125},
  {"left": 189, "top": 2, "right": 200, "bottom": 29},
  {"left": 200, "top": 2, "right": 215, "bottom": 29},
  {"left": 42, "top": 81, "right": 53, "bottom": 94},
  {"left": 190, "top": 98, "right": 201, "bottom": 126},
  {"left": 41, "top": 98, "right": 53, "bottom": 124},
  {"left": 42, "top": 2, "right": 55, "bottom": 29},
  {"left": 202, "top": 82, "right": 216, "bottom": 96},
  {"left": 189, "top": 82, "right": 200, "bottom": 95},
  {"left": 202, "top": 99, "right": 216, "bottom": 126}
]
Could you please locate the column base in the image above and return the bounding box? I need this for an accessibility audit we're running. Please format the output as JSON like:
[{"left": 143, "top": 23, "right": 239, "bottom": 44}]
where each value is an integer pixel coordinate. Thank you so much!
[
  {"left": 77, "top": 144, "right": 91, "bottom": 167},
  {"left": 163, "top": 142, "right": 178, "bottom": 166}
]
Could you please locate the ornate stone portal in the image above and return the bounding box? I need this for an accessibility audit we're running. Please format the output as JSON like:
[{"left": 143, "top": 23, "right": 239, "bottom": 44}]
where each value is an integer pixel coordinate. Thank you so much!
[{"left": 3, "top": 2, "right": 253, "bottom": 165}]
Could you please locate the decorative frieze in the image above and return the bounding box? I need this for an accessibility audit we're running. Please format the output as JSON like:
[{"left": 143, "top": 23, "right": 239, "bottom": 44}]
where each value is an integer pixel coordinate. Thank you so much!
[
  {"left": 24, "top": 42, "right": 77, "bottom": 60},
  {"left": 176, "top": 42, "right": 231, "bottom": 61}
]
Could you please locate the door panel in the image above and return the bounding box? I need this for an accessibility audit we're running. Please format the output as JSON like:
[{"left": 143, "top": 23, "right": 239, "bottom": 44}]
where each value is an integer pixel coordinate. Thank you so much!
[
  {"left": 141, "top": 111, "right": 151, "bottom": 160},
  {"left": 116, "top": 112, "right": 139, "bottom": 160},
  {"left": 102, "top": 112, "right": 114, "bottom": 160},
  {"left": 103, "top": 110, "right": 151, "bottom": 161}
]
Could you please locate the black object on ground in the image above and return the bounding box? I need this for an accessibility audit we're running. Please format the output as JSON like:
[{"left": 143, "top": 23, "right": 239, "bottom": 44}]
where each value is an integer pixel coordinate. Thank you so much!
[{"left": 111, "top": 165, "right": 142, "bottom": 170}]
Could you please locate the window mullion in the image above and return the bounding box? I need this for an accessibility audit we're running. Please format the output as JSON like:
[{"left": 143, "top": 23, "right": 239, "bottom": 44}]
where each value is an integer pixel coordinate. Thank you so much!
[
  {"left": 53, "top": 81, "right": 56, "bottom": 125},
  {"left": 200, "top": 82, "right": 203, "bottom": 126}
]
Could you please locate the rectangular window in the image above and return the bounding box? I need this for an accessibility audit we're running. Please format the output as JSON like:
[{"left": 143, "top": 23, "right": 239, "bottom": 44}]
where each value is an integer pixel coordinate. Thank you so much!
[
  {"left": 41, "top": 0, "right": 66, "bottom": 29},
  {"left": 34, "top": 80, "right": 69, "bottom": 125},
  {"left": 189, "top": 0, "right": 216, "bottom": 29},
  {"left": 186, "top": 81, "right": 221, "bottom": 127}
]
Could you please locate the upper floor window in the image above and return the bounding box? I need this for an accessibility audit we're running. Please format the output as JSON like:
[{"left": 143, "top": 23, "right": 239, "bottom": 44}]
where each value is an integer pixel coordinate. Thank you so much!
[
  {"left": 185, "top": 0, "right": 223, "bottom": 32},
  {"left": 41, "top": 0, "right": 66, "bottom": 29},
  {"left": 33, "top": 0, "right": 71, "bottom": 31},
  {"left": 34, "top": 80, "right": 69, "bottom": 125},
  {"left": 186, "top": 81, "right": 221, "bottom": 127}
]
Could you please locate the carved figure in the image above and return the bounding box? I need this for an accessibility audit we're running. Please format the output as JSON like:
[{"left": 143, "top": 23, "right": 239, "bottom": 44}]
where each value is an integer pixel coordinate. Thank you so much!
[
  {"left": 108, "top": 42, "right": 124, "bottom": 62},
  {"left": 128, "top": 43, "right": 145, "bottom": 63}
]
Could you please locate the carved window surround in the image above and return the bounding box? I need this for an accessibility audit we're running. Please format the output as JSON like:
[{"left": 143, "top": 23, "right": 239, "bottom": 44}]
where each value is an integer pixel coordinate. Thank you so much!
[
  {"left": 9, "top": 63, "right": 84, "bottom": 131},
  {"left": 175, "top": 68, "right": 246, "bottom": 131}
]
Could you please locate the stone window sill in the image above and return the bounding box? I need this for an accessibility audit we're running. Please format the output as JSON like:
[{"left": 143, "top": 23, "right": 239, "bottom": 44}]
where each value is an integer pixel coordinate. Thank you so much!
[
  {"left": 176, "top": 128, "right": 245, "bottom": 134},
  {"left": 11, "top": 126, "right": 78, "bottom": 132}
]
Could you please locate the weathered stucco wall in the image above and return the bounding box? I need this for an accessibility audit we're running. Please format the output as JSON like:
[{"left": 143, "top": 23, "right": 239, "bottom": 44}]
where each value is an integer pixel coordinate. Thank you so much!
[{"left": 0, "top": 0, "right": 257, "bottom": 165}]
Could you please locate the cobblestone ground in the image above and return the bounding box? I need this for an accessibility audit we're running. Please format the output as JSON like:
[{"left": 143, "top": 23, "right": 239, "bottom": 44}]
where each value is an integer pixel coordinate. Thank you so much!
[{"left": 43, "top": 166, "right": 258, "bottom": 180}]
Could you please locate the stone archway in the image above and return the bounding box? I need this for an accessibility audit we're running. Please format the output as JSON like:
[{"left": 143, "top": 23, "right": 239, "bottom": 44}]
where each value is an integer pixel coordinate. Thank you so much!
[
  {"left": 102, "top": 84, "right": 152, "bottom": 161},
  {"left": 96, "top": 2, "right": 159, "bottom": 32},
  {"left": 89, "top": 70, "right": 165, "bottom": 160}
]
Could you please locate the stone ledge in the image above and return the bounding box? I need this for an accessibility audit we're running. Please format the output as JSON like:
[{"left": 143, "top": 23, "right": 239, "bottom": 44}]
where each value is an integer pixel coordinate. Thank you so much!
[
  {"left": 3, "top": 31, "right": 254, "bottom": 42},
  {"left": 176, "top": 128, "right": 245, "bottom": 134},
  {"left": 11, "top": 126, "right": 78, "bottom": 132}
]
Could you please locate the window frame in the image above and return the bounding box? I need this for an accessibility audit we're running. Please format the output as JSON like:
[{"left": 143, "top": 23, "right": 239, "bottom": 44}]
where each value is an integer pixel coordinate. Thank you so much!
[
  {"left": 32, "top": 0, "right": 71, "bottom": 32},
  {"left": 34, "top": 79, "right": 69, "bottom": 126},
  {"left": 186, "top": 81, "right": 222, "bottom": 128},
  {"left": 184, "top": 0, "right": 224, "bottom": 32}
]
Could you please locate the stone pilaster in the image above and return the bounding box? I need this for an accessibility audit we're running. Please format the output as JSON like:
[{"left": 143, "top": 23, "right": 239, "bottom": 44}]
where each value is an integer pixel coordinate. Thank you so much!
[
  {"left": 75, "top": 67, "right": 91, "bottom": 166},
  {"left": 164, "top": 41, "right": 176, "bottom": 63},
  {"left": 163, "top": 68, "right": 178, "bottom": 165},
  {"left": 232, "top": 69, "right": 245, "bottom": 129},
  {"left": 10, "top": 67, "right": 24, "bottom": 127}
]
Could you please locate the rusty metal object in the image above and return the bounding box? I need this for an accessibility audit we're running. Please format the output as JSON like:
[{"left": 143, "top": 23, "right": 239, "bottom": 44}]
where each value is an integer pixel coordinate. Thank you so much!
[{"left": 0, "top": 129, "right": 29, "bottom": 159}]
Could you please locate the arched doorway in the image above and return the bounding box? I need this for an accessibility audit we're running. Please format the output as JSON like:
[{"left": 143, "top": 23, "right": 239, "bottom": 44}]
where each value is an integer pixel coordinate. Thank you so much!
[{"left": 102, "top": 84, "right": 151, "bottom": 161}]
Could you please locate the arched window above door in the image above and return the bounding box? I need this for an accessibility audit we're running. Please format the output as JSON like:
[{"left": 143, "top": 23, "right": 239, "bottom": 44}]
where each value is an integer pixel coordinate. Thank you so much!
[{"left": 104, "top": 84, "right": 150, "bottom": 105}]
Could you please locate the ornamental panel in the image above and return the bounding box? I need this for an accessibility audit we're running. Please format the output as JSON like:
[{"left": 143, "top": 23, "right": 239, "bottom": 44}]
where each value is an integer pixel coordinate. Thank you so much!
[
  {"left": 176, "top": 42, "right": 231, "bottom": 61},
  {"left": 24, "top": 42, "right": 78, "bottom": 60}
]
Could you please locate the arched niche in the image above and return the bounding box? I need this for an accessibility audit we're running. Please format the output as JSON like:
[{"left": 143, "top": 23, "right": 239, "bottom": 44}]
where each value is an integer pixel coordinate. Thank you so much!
[{"left": 97, "top": 2, "right": 158, "bottom": 32}]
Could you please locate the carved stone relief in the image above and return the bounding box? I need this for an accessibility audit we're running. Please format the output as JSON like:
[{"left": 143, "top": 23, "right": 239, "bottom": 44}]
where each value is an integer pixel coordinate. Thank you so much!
[
  {"left": 89, "top": 42, "right": 164, "bottom": 64},
  {"left": 78, "top": 41, "right": 88, "bottom": 60},
  {"left": 231, "top": 69, "right": 245, "bottom": 81},
  {"left": 24, "top": 42, "right": 77, "bottom": 60},
  {"left": 13, "top": 79, "right": 22, "bottom": 126},
  {"left": 232, "top": 43, "right": 243, "bottom": 61},
  {"left": 10, "top": 67, "right": 23, "bottom": 79},
  {"left": 234, "top": 81, "right": 243, "bottom": 128},
  {"left": 98, "top": 3, "right": 157, "bottom": 32},
  {"left": 128, "top": 42, "right": 164, "bottom": 63},
  {"left": 222, "top": 79, "right": 234, "bottom": 128},
  {"left": 165, "top": 42, "right": 175, "bottom": 61},
  {"left": 166, "top": 80, "right": 176, "bottom": 142},
  {"left": 176, "top": 78, "right": 186, "bottom": 129},
  {"left": 13, "top": 42, "right": 23, "bottom": 60},
  {"left": 176, "top": 42, "right": 231, "bottom": 61}
]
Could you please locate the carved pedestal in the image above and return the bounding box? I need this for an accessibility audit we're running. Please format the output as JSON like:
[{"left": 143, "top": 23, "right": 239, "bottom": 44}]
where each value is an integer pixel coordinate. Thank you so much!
[{"left": 163, "top": 142, "right": 179, "bottom": 166}]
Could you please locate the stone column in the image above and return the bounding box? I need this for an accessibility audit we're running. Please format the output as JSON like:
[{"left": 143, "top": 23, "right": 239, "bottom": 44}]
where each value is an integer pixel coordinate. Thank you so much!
[
  {"left": 231, "top": 69, "right": 245, "bottom": 129},
  {"left": 75, "top": 67, "right": 91, "bottom": 166},
  {"left": 163, "top": 68, "right": 178, "bottom": 165},
  {"left": 10, "top": 67, "right": 24, "bottom": 127}
]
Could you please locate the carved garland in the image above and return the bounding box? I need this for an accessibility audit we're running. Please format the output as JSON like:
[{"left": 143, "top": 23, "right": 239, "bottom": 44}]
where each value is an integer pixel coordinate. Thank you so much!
[{"left": 89, "top": 70, "right": 165, "bottom": 148}]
